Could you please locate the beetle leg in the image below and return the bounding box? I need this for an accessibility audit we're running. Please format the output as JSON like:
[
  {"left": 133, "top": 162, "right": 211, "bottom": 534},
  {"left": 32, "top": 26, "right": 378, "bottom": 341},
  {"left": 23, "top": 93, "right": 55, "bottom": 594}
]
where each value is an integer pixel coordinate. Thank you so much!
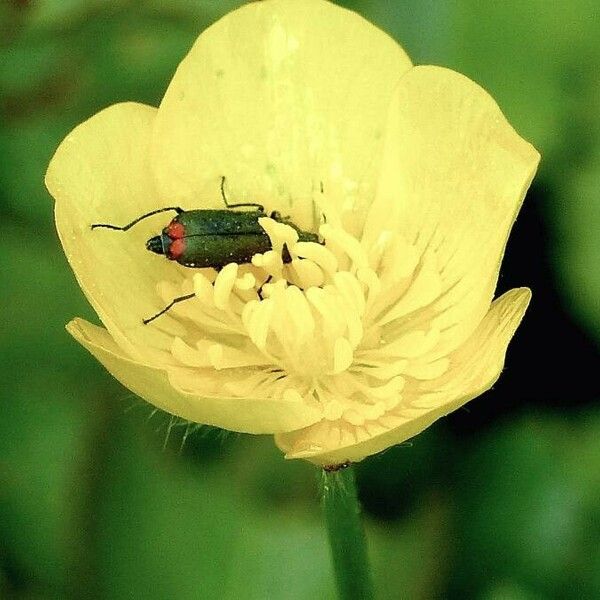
[
  {"left": 220, "top": 176, "right": 264, "bottom": 212},
  {"left": 281, "top": 243, "right": 292, "bottom": 264},
  {"left": 257, "top": 275, "right": 273, "bottom": 300},
  {"left": 143, "top": 293, "right": 195, "bottom": 325},
  {"left": 92, "top": 206, "right": 183, "bottom": 231}
]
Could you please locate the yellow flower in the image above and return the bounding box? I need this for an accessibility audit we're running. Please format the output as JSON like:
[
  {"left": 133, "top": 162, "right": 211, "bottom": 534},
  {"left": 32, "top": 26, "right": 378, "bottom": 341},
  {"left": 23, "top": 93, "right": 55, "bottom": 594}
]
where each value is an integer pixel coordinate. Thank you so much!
[{"left": 46, "top": 0, "right": 539, "bottom": 466}]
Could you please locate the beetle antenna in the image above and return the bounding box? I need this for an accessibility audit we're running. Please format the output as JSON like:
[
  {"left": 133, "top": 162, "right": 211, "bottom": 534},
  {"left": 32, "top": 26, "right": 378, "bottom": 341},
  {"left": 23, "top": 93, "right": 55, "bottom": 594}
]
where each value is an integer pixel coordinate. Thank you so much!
[
  {"left": 143, "top": 293, "right": 195, "bottom": 325},
  {"left": 91, "top": 206, "right": 183, "bottom": 231},
  {"left": 219, "top": 175, "right": 265, "bottom": 212}
]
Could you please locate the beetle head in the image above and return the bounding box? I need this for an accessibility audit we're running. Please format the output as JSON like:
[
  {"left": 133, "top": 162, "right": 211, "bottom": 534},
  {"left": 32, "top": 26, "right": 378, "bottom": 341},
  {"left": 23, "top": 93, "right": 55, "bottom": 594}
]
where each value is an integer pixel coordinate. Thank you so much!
[{"left": 146, "top": 233, "right": 169, "bottom": 256}]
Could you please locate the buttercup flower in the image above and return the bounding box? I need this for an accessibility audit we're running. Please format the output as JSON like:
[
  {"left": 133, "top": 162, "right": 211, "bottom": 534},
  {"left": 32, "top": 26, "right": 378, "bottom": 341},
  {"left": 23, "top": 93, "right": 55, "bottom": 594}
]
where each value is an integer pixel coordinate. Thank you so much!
[{"left": 46, "top": 0, "right": 539, "bottom": 465}]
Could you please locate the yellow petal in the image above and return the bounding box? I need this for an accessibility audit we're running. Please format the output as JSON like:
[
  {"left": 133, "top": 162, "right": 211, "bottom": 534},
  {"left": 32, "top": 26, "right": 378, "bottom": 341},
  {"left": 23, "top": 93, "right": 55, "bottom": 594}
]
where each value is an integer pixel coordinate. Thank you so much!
[
  {"left": 151, "top": 0, "right": 412, "bottom": 231},
  {"left": 364, "top": 66, "right": 540, "bottom": 355},
  {"left": 46, "top": 103, "right": 186, "bottom": 362},
  {"left": 68, "top": 318, "right": 322, "bottom": 434},
  {"left": 275, "top": 288, "right": 531, "bottom": 465}
]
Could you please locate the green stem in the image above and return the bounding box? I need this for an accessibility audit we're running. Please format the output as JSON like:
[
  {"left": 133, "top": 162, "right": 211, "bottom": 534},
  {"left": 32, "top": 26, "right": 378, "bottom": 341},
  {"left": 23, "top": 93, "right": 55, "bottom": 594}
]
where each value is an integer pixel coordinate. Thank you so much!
[{"left": 320, "top": 464, "right": 375, "bottom": 600}]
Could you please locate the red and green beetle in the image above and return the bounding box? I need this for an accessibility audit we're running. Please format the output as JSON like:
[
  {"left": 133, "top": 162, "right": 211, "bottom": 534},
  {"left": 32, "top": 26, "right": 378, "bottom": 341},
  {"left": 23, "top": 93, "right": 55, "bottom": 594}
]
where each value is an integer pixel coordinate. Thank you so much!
[{"left": 92, "top": 177, "right": 320, "bottom": 323}]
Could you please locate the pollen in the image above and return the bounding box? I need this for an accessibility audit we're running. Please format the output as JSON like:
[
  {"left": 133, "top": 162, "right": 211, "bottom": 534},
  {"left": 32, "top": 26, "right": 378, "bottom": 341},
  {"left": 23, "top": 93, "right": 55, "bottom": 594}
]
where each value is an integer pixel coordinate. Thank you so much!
[{"left": 154, "top": 208, "right": 452, "bottom": 431}]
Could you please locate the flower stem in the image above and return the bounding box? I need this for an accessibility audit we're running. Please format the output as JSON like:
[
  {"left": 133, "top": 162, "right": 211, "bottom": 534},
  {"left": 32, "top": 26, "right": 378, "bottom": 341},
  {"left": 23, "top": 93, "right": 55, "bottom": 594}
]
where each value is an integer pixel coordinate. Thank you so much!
[{"left": 320, "top": 464, "right": 374, "bottom": 600}]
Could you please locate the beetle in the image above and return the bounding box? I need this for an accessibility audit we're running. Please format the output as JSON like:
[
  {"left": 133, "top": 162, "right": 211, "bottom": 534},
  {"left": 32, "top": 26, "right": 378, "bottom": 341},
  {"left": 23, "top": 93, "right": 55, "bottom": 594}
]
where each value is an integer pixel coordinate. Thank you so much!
[{"left": 91, "top": 177, "right": 320, "bottom": 324}]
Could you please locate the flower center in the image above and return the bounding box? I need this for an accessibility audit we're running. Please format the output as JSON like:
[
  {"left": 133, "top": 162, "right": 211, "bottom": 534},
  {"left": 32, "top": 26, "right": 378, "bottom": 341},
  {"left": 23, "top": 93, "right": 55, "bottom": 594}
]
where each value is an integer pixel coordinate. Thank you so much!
[{"left": 156, "top": 213, "right": 450, "bottom": 427}]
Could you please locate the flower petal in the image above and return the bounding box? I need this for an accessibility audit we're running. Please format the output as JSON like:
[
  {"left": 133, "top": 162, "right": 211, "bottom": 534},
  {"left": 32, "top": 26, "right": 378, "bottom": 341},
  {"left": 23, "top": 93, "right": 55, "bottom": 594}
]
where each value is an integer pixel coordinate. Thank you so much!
[
  {"left": 275, "top": 287, "right": 531, "bottom": 464},
  {"left": 46, "top": 103, "right": 186, "bottom": 362},
  {"left": 363, "top": 66, "right": 540, "bottom": 355},
  {"left": 68, "top": 318, "right": 323, "bottom": 434},
  {"left": 152, "top": 0, "right": 412, "bottom": 231}
]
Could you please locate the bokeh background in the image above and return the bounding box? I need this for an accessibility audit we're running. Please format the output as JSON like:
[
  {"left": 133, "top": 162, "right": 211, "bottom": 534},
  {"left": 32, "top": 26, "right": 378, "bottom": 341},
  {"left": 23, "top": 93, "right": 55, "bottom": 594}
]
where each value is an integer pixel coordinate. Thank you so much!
[{"left": 1, "top": 1, "right": 599, "bottom": 598}]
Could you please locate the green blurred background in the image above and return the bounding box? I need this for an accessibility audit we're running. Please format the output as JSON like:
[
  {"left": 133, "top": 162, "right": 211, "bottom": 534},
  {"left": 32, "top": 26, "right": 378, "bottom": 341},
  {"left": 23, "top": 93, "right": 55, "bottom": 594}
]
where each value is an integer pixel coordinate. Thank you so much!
[{"left": 1, "top": 1, "right": 599, "bottom": 598}]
